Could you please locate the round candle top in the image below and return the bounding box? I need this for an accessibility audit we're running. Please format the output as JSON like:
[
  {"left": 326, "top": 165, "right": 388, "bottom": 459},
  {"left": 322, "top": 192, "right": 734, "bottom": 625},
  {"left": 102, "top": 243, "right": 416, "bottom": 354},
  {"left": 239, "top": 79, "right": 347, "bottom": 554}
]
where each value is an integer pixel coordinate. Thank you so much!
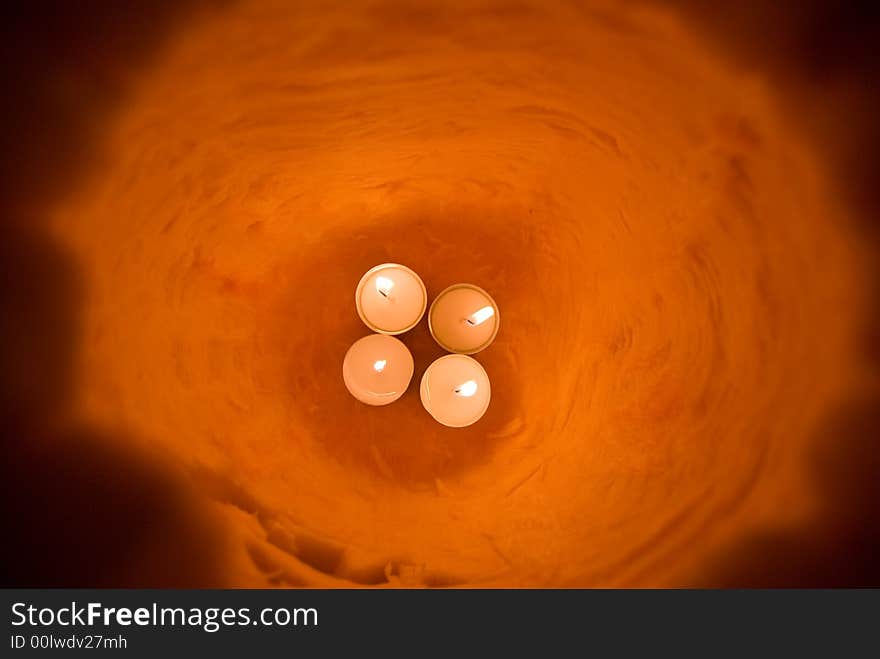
[
  {"left": 428, "top": 284, "right": 500, "bottom": 354},
  {"left": 343, "top": 334, "right": 414, "bottom": 406},
  {"left": 420, "top": 354, "right": 491, "bottom": 427},
  {"left": 356, "top": 263, "right": 427, "bottom": 335}
]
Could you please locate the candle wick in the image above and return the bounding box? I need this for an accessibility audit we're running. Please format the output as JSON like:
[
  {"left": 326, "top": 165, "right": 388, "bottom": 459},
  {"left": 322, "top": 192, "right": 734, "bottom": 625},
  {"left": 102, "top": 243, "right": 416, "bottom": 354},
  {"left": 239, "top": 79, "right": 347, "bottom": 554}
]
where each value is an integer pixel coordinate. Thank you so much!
[
  {"left": 465, "top": 305, "right": 495, "bottom": 326},
  {"left": 454, "top": 380, "right": 478, "bottom": 397},
  {"left": 375, "top": 276, "right": 395, "bottom": 300}
]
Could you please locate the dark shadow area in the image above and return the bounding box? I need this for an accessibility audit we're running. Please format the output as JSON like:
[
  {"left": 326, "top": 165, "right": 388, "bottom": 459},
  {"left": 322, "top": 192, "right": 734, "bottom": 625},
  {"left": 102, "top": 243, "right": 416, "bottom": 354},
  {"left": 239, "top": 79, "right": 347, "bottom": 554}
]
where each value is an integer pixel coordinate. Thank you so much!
[
  {"left": 0, "top": 223, "right": 80, "bottom": 424},
  {"left": 0, "top": 424, "right": 233, "bottom": 587},
  {"left": 699, "top": 400, "right": 880, "bottom": 587},
  {"left": 0, "top": 241, "right": 235, "bottom": 585},
  {"left": 665, "top": 0, "right": 880, "bottom": 586},
  {"left": 0, "top": 0, "right": 235, "bottom": 587},
  {"left": 0, "top": 0, "right": 229, "bottom": 221},
  {"left": 666, "top": 0, "right": 880, "bottom": 224}
]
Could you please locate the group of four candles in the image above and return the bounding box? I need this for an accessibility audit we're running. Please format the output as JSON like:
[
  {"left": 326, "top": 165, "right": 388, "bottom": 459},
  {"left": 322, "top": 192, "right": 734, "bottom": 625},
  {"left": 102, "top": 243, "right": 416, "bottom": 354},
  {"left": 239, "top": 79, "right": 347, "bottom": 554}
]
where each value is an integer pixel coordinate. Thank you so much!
[{"left": 343, "top": 263, "right": 499, "bottom": 427}]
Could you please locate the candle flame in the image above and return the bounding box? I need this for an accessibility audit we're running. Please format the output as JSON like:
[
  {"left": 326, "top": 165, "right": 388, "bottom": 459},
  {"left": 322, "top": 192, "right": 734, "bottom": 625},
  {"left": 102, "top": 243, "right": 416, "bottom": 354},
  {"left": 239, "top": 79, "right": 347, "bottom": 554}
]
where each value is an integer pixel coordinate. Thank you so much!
[
  {"left": 376, "top": 276, "right": 394, "bottom": 298},
  {"left": 466, "top": 305, "right": 495, "bottom": 326},
  {"left": 373, "top": 359, "right": 387, "bottom": 373},
  {"left": 454, "top": 380, "right": 478, "bottom": 397}
]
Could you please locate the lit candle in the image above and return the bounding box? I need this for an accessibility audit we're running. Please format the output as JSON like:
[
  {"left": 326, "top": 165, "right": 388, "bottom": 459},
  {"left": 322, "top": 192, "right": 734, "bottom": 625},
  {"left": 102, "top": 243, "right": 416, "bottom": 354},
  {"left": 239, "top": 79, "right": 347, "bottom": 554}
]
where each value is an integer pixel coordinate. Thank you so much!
[
  {"left": 355, "top": 263, "right": 427, "bottom": 335},
  {"left": 343, "top": 334, "right": 414, "bottom": 406},
  {"left": 420, "top": 354, "right": 491, "bottom": 427},
  {"left": 428, "top": 284, "right": 499, "bottom": 354}
]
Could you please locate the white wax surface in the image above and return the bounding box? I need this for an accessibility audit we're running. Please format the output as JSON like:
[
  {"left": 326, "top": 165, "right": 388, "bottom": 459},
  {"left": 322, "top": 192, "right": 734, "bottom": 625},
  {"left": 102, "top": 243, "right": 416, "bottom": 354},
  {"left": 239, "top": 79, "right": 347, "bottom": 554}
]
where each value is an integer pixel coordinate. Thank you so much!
[
  {"left": 429, "top": 284, "right": 499, "bottom": 354},
  {"left": 343, "top": 334, "right": 414, "bottom": 406},
  {"left": 420, "top": 354, "right": 491, "bottom": 427},
  {"left": 356, "top": 263, "right": 426, "bottom": 334}
]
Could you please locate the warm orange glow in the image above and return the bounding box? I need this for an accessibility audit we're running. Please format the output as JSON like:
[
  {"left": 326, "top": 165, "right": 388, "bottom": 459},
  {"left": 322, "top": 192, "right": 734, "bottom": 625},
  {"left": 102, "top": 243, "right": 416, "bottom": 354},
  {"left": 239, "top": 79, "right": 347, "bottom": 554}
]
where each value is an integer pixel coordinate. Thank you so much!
[{"left": 3, "top": 0, "right": 878, "bottom": 588}]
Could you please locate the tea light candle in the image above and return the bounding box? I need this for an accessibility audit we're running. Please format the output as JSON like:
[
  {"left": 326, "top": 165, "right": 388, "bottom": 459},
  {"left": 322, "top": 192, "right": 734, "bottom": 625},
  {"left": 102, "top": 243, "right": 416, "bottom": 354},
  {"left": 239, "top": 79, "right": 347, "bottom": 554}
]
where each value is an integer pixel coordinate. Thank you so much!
[
  {"left": 428, "top": 284, "right": 499, "bottom": 354},
  {"left": 356, "top": 263, "right": 427, "bottom": 335},
  {"left": 420, "top": 354, "right": 491, "bottom": 427},
  {"left": 343, "top": 334, "right": 414, "bottom": 406}
]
